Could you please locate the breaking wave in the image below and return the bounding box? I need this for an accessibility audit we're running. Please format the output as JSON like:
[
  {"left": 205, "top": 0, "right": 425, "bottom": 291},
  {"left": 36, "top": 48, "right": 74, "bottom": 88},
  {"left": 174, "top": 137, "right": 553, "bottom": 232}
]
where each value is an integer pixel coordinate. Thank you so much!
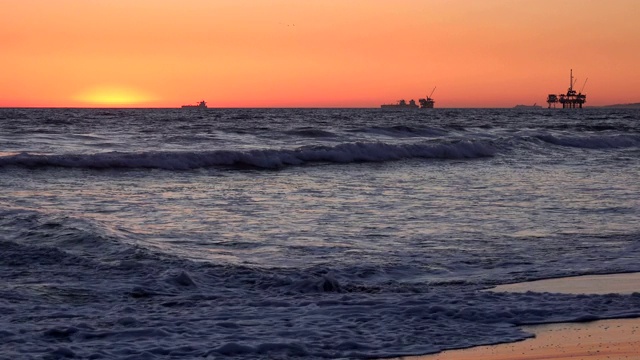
[
  {"left": 0, "top": 140, "right": 496, "bottom": 170},
  {"left": 536, "top": 134, "right": 640, "bottom": 149}
]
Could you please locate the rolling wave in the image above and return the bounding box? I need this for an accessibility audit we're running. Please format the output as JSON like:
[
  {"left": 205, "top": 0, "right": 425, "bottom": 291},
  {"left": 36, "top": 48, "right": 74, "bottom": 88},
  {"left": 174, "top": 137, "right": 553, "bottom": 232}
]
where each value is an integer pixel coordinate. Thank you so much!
[
  {"left": 355, "top": 125, "right": 449, "bottom": 137},
  {"left": 0, "top": 207, "right": 134, "bottom": 262},
  {"left": 283, "top": 129, "right": 338, "bottom": 138},
  {"left": 0, "top": 140, "right": 496, "bottom": 170},
  {"left": 536, "top": 133, "right": 640, "bottom": 149}
]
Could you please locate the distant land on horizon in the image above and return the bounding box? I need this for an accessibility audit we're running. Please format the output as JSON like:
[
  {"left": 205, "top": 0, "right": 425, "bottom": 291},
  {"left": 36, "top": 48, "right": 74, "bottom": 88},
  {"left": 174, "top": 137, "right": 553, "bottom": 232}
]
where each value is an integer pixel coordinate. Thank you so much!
[{"left": 598, "top": 102, "right": 640, "bottom": 109}]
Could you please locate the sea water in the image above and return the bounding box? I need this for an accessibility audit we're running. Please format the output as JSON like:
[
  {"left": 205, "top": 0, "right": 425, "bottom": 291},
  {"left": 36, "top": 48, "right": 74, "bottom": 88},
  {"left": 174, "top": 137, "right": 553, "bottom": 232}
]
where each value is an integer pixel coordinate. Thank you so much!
[{"left": 1, "top": 108, "right": 639, "bottom": 359}]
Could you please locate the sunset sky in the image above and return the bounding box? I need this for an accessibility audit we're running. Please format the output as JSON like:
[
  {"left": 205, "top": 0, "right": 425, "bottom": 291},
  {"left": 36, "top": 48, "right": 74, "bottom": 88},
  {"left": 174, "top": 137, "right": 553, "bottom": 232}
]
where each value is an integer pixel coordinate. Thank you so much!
[{"left": 2, "top": 0, "right": 639, "bottom": 108}]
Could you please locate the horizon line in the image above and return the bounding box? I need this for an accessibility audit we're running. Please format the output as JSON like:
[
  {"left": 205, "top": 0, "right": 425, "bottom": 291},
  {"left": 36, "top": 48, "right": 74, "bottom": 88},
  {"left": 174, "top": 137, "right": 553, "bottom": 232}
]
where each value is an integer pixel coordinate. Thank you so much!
[{"left": 1, "top": 104, "right": 638, "bottom": 110}]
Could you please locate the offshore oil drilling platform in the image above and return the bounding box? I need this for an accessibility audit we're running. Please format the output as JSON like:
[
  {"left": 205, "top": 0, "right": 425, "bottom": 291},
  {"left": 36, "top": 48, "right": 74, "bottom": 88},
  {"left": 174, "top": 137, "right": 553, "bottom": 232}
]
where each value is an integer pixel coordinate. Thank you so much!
[{"left": 547, "top": 69, "right": 587, "bottom": 108}]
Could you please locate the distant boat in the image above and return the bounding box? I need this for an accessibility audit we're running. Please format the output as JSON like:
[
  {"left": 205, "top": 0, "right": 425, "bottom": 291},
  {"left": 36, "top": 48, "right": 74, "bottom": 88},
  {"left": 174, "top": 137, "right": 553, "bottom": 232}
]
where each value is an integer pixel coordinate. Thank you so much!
[
  {"left": 181, "top": 100, "right": 207, "bottom": 109},
  {"left": 381, "top": 87, "right": 436, "bottom": 109},
  {"left": 514, "top": 103, "right": 542, "bottom": 109},
  {"left": 381, "top": 99, "right": 419, "bottom": 109},
  {"left": 419, "top": 97, "right": 435, "bottom": 109},
  {"left": 420, "top": 87, "right": 437, "bottom": 108}
]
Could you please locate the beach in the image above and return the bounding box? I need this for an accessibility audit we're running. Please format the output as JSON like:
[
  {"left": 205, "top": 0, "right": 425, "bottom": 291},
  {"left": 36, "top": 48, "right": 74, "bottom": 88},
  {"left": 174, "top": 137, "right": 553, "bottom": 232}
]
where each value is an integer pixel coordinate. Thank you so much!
[
  {"left": 398, "top": 319, "right": 640, "bottom": 360},
  {"left": 391, "top": 273, "right": 640, "bottom": 360}
]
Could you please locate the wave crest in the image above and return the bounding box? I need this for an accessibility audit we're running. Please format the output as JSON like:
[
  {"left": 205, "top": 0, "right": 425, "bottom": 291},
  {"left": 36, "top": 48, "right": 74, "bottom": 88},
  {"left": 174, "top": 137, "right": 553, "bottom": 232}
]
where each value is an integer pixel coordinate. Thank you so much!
[
  {"left": 0, "top": 140, "right": 495, "bottom": 170},
  {"left": 536, "top": 134, "right": 640, "bottom": 149}
]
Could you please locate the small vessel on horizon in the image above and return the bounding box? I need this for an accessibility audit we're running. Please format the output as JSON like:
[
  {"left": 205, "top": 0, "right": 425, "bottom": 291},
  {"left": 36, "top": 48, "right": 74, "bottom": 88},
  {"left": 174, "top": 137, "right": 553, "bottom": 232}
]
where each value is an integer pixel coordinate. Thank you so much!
[
  {"left": 514, "top": 103, "right": 542, "bottom": 109},
  {"left": 181, "top": 100, "right": 208, "bottom": 109},
  {"left": 381, "top": 87, "right": 436, "bottom": 109},
  {"left": 381, "top": 99, "right": 419, "bottom": 109}
]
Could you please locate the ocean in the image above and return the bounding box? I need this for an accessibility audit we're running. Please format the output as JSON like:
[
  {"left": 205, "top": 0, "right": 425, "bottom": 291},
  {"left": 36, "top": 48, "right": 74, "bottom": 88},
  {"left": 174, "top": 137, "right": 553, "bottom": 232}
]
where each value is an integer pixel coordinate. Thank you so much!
[{"left": 1, "top": 107, "right": 639, "bottom": 359}]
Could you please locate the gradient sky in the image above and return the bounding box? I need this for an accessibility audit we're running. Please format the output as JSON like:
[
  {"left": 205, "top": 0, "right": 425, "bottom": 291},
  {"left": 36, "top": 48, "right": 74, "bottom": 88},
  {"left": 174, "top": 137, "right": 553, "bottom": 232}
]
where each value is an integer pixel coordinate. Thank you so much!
[{"left": 2, "top": 0, "right": 639, "bottom": 107}]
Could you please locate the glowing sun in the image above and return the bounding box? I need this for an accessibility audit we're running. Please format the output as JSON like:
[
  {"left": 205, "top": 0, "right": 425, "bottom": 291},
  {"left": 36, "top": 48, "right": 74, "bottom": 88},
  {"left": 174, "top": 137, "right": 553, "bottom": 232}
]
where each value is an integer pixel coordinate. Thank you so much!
[{"left": 74, "top": 86, "right": 155, "bottom": 106}]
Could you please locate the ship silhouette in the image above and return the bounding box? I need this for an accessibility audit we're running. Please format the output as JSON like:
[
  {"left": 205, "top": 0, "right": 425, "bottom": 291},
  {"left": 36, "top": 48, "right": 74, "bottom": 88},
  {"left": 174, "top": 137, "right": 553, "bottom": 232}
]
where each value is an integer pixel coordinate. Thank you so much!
[
  {"left": 181, "top": 100, "right": 208, "bottom": 109},
  {"left": 381, "top": 87, "right": 436, "bottom": 109}
]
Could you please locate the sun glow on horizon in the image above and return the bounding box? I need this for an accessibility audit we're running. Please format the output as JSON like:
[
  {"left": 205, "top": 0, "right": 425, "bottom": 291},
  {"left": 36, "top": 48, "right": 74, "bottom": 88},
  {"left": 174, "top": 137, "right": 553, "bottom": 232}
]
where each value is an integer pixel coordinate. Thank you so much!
[{"left": 74, "top": 86, "right": 157, "bottom": 107}]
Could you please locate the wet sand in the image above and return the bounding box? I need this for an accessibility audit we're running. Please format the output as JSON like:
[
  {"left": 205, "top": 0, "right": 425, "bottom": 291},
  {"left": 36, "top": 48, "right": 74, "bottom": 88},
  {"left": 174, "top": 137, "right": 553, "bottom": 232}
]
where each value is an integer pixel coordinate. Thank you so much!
[
  {"left": 491, "top": 272, "right": 640, "bottom": 295},
  {"left": 388, "top": 273, "right": 640, "bottom": 360}
]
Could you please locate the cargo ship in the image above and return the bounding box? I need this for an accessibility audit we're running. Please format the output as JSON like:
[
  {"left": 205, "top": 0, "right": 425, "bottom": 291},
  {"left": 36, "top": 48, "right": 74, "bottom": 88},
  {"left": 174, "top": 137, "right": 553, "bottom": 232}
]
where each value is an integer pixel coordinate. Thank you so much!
[
  {"left": 381, "top": 99, "right": 419, "bottom": 108},
  {"left": 381, "top": 87, "right": 436, "bottom": 109},
  {"left": 181, "top": 100, "right": 208, "bottom": 109}
]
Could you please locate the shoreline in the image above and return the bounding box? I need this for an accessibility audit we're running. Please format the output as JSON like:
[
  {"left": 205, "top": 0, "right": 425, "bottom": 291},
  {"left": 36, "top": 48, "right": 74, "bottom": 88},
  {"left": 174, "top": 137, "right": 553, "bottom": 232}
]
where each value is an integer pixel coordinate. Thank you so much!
[
  {"left": 490, "top": 272, "right": 640, "bottom": 295},
  {"left": 395, "top": 318, "right": 640, "bottom": 360},
  {"left": 387, "top": 272, "right": 640, "bottom": 360}
]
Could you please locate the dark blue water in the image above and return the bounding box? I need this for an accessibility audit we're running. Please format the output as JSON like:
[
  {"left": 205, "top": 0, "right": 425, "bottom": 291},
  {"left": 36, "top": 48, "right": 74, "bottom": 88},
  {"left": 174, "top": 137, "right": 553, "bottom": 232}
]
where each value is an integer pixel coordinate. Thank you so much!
[{"left": 1, "top": 108, "right": 639, "bottom": 359}]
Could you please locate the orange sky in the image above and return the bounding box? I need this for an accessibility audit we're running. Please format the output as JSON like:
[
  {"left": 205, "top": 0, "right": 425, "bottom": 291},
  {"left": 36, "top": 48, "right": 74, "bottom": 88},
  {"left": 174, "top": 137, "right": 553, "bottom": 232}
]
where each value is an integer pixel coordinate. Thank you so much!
[{"left": 1, "top": 0, "right": 639, "bottom": 108}]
